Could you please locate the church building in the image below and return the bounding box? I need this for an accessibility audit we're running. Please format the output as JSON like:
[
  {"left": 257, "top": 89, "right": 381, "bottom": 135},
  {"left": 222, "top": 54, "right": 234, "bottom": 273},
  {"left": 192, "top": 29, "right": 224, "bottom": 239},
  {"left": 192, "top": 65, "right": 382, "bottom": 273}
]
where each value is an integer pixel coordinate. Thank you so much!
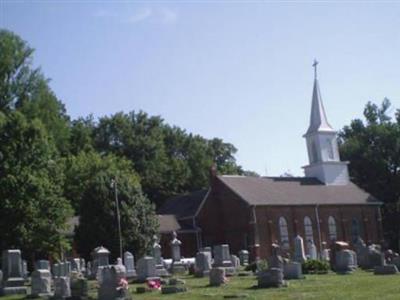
[{"left": 158, "top": 63, "right": 383, "bottom": 259}]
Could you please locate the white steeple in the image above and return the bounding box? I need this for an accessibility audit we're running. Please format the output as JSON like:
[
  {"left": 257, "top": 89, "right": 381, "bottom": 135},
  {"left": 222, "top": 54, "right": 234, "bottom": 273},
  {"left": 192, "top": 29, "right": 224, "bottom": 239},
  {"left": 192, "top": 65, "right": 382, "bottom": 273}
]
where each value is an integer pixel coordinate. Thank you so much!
[{"left": 302, "top": 60, "right": 349, "bottom": 185}]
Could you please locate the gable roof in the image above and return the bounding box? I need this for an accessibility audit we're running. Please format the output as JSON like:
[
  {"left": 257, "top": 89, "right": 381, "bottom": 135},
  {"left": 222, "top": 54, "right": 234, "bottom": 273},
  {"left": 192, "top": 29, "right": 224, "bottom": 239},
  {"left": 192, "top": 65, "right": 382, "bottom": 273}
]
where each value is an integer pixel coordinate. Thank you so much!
[
  {"left": 218, "top": 175, "right": 380, "bottom": 206},
  {"left": 157, "top": 214, "right": 181, "bottom": 233},
  {"left": 158, "top": 189, "right": 208, "bottom": 219}
]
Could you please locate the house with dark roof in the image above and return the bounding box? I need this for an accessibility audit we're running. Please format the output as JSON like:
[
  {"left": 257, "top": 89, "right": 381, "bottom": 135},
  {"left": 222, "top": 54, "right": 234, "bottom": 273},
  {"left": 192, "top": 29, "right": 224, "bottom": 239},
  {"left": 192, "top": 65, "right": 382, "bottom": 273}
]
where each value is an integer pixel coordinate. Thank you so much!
[{"left": 158, "top": 63, "right": 382, "bottom": 259}]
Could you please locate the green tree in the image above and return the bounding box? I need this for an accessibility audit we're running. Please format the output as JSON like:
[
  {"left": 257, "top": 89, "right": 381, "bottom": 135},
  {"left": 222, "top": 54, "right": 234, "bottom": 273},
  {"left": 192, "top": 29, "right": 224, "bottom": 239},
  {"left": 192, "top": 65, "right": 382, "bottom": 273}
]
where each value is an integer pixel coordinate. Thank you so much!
[
  {"left": 339, "top": 99, "right": 400, "bottom": 249},
  {"left": 0, "top": 111, "right": 73, "bottom": 259},
  {"left": 70, "top": 151, "right": 158, "bottom": 259}
]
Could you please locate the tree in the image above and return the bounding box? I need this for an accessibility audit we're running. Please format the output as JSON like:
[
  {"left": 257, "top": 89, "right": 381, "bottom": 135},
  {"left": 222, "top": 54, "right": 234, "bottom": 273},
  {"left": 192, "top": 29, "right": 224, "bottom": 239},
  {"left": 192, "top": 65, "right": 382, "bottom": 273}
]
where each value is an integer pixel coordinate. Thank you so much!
[
  {"left": 339, "top": 99, "right": 400, "bottom": 250},
  {"left": 71, "top": 151, "right": 158, "bottom": 259},
  {"left": 0, "top": 111, "right": 73, "bottom": 259}
]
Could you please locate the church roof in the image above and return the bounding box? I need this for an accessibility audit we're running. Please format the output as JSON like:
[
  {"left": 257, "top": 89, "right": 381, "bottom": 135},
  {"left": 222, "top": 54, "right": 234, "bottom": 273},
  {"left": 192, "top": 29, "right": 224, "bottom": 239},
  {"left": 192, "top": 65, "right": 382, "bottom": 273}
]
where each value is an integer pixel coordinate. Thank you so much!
[
  {"left": 158, "top": 189, "right": 208, "bottom": 219},
  {"left": 218, "top": 175, "right": 380, "bottom": 206},
  {"left": 157, "top": 214, "right": 181, "bottom": 233},
  {"left": 305, "top": 78, "right": 335, "bottom": 135}
]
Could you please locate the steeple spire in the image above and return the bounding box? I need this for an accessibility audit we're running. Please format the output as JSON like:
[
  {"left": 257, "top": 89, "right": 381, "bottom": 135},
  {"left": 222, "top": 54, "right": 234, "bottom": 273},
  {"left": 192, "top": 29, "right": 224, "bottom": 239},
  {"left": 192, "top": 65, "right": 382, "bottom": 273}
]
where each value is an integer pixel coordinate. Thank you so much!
[{"left": 305, "top": 60, "right": 335, "bottom": 135}]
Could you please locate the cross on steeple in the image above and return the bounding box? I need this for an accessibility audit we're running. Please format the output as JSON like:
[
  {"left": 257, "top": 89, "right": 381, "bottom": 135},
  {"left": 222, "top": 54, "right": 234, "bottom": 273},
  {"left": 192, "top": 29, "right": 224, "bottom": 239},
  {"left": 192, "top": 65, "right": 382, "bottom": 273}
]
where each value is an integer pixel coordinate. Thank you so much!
[{"left": 312, "top": 59, "right": 319, "bottom": 79}]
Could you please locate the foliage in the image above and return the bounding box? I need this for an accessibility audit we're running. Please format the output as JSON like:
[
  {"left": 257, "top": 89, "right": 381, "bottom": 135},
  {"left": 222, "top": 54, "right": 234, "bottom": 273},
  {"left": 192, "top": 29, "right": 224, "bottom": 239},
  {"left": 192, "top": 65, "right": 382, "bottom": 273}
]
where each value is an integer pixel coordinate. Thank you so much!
[
  {"left": 301, "top": 259, "right": 329, "bottom": 274},
  {"left": 244, "top": 259, "right": 268, "bottom": 272},
  {"left": 0, "top": 111, "right": 73, "bottom": 258},
  {"left": 72, "top": 151, "right": 158, "bottom": 259},
  {"left": 339, "top": 99, "right": 400, "bottom": 249}
]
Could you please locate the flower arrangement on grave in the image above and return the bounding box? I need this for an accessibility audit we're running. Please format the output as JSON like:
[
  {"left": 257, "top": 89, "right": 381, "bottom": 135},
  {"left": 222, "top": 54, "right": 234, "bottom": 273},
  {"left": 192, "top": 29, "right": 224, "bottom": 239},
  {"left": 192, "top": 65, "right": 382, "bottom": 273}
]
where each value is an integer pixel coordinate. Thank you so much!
[
  {"left": 146, "top": 278, "right": 161, "bottom": 290},
  {"left": 117, "top": 277, "right": 129, "bottom": 291}
]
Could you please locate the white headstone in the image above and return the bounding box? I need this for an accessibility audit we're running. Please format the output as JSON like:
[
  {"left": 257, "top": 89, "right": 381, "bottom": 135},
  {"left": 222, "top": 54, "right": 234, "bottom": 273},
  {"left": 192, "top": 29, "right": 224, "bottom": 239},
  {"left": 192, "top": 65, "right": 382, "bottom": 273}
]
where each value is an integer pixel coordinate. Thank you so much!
[
  {"left": 293, "top": 235, "right": 307, "bottom": 263},
  {"left": 136, "top": 256, "right": 157, "bottom": 282},
  {"left": 31, "top": 269, "right": 52, "bottom": 296},
  {"left": 123, "top": 251, "right": 136, "bottom": 278}
]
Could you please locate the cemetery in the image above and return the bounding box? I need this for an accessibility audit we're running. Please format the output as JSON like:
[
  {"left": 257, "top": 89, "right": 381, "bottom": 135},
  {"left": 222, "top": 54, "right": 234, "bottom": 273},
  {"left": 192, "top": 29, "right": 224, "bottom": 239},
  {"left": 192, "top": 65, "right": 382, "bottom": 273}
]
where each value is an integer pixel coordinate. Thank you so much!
[{"left": 1, "top": 232, "right": 400, "bottom": 299}]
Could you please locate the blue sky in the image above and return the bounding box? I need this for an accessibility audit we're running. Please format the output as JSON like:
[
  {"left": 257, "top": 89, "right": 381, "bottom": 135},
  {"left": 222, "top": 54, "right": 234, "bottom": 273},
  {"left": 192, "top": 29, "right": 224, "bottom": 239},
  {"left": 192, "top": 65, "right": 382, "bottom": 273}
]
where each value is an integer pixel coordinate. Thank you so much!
[{"left": 1, "top": 1, "right": 400, "bottom": 176}]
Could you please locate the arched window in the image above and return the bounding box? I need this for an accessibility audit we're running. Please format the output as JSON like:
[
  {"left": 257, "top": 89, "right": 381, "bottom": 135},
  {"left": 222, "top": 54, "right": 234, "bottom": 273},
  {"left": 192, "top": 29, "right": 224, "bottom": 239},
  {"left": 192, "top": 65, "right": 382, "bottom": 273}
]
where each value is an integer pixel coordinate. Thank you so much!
[
  {"left": 304, "top": 216, "right": 314, "bottom": 243},
  {"left": 351, "top": 218, "right": 361, "bottom": 243},
  {"left": 326, "top": 138, "right": 334, "bottom": 160},
  {"left": 328, "top": 216, "right": 337, "bottom": 241},
  {"left": 278, "top": 217, "right": 289, "bottom": 249},
  {"left": 311, "top": 140, "right": 318, "bottom": 163}
]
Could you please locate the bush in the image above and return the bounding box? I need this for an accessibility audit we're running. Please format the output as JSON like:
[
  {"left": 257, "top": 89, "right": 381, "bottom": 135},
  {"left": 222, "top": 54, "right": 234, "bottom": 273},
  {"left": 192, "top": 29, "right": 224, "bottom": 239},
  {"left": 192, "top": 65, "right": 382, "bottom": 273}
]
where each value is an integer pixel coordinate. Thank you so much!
[
  {"left": 302, "top": 259, "right": 329, "bottom": 274},
  {"left": 244, "top": 259, "right": 268, "bottom": 272}
]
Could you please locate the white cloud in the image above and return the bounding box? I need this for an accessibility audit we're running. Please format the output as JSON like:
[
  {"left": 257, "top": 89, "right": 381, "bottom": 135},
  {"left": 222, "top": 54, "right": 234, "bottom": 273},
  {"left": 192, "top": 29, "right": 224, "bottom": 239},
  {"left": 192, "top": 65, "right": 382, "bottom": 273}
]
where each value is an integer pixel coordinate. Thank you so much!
[
  {"left": 158, "top": 7, "right": 178, "bottom": 24},
  {"left": 125, "top": 8, "right": 153, "bottom": 24}
]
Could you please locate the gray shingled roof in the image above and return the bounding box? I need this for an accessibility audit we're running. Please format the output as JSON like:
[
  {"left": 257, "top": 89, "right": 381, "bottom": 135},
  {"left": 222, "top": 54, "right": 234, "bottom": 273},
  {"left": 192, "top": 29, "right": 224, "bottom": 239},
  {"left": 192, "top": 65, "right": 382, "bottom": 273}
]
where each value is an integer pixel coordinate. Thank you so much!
[
  {"left": 158, "top": 190, "right": 208, "bottom": 219},
  {"left": 218, "top": 176, "right": 380, "bottom": 206}
]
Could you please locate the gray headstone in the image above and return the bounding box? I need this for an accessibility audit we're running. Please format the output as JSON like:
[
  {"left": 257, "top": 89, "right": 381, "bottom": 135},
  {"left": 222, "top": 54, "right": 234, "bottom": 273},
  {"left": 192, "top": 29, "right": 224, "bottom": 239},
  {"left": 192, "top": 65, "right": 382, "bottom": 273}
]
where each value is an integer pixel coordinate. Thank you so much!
[
  {"left": 35, "top": 260, "right": 50, "bottom": 271},
  {"left": 170, "top": 231, "right": 182, "bottom": 262},
  {"left": 293, "top": 235, "right": 307, "bottom": 263},
  {"left": 335, "top": 250, "right": 357, "bottom": 274},
  {"left": 98, "top": 265, "right": 129, "bottom": 300},
  {"left": 136, "top": 256, "right": 157, "bottom": 282},
  {"left": 209, "top": 267, "right": 226, "bottom": 286},
  {"left": 213, "top": 245, "right": 232, "bottom": 267},
  {"left": 307, "top": 240, "right": 318, "bottom": 260},
  {"left": 195, "top": 252, "right": 212, "bottom": 277},
  {"left": 374, "top": 264, "right": 399, "bottom": 275},
  {"left": 238, "top": 250, "right": 249, "bottom": 266},
  {"left": 31, "top": 269, "right": 52, "bottom": 296},
  {"left": 70, "top": 258, "right": 81, "bottom": 272},
  {"left": 230, "top": 255, "right": 240, "bottom": 270},
  {"left": 91, "top": 246, "right": 110, "bottom": 276},
  {"left": 257, "top": 268, "right": 285, "bottom": 288},
  {"left": 124, "top": 251, "right": 137, "bottom": 278},
  {"left": 283, "top": 262, "right": 303, "bottom": 279},
  {"left": 54, "top": 276, "right": 71, "bottom": 299},
  {"left": 0, "top": 249, "right": 27, "bottom": 295}
]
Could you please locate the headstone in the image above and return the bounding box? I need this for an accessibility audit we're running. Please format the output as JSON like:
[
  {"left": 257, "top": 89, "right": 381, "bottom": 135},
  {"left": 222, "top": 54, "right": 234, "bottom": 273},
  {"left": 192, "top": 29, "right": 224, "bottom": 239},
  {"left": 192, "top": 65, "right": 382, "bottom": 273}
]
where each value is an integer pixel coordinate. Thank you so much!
[
  {"left": 213, "top": 244, "right": 235, "bottom": 276},
  {"left": 335, "top": 250, "right": 357, "bottom": 274},
  {"left": 54, "top": 276, "right": 71, "bottom": 299},
  {"left": 116, "top": 257, "right": 123, "bottom": 265},
  {"left": 70, "top": 271, "right": 89, "bottom": 298},
  {"left": 354, "top": 238, "right": 384, "bottom": 269},
  {"left": 0, "top": 249, "right": 28, "bottom": 295},
  {"left": 257, "top": 268, "right": 285, "bottom": 288},
  {"left": 22, "top": 260, "right": 28, "bottom": 280},
  {"left": 268, "top": 244, "right": 284, "bottom": 270},
  {"left": 35, "top": 259, "right": 50, "bottom": 271},
  {"left": 320, "top": 242, "right": 330, "bottom": 262},
  {"left": 70, "top": 258, "right": 81, "bottom": 272},
  {"left": 374, "top": 264, "right": 399, "bottom": 275},
  {"left": 98, "top": 265, "right": 130, "bottom": 300},
  {"left": 238, "top": 250, "right": 249, "bottom": 266},
  {"left": 283, "top": 262, "right": 303, "bottom": 280},
  {"left": 86, "top": 262, "right": 92, "bottom": 278},
  {"left": 194, "top": 251, "right": 212, "bottom": 277},
  {"left": 170, "top": 232, "right": 186, "bottom": 274},
  {"left": 152, "top": 236, "right": 168, "bottom": 276},
  {"left": 209, "top": 267, "right": 226, "bottom": 286},
  {"left": 293, "top": 235, "right": 307, "bottom": 263},
  {"left": 53, "top": 263, "right": 60, "bottom": 277},
  {"left": 31, "top": 269, "right": 52, "bottom": 297},
  {"left": 307, "top": 240, "right": 318, "bottom": 260},
  {"left": 230, "top": 255, "right": 240, "bottom": 270},
  {"left": 91, "top": 246, "right": 110, "bottom": 278},
  {"left": 123, "top": 251, "right": 137, "bottom": 278},
  {"left": 136, "top": 256, "right": 157, "bottom": 282}
]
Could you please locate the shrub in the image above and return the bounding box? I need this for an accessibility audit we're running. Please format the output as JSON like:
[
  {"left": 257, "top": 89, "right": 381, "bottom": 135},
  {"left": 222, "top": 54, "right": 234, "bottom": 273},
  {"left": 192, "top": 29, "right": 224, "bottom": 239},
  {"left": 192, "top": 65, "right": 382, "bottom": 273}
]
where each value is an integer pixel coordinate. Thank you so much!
[
  {"left": 244, "top": 259, "right": 268, "bottom": 272},
  {"left": 302, "top": 259, "right": 329, "bottom": 274}
]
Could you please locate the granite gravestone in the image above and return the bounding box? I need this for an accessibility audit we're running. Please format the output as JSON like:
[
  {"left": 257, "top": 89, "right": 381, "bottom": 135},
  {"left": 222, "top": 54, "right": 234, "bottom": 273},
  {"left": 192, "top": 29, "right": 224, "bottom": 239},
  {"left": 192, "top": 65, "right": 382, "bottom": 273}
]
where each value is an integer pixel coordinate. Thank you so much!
[
  {"left": 293, "top": 235, "right": 307, "bottom": 263},
  {"left": 31, "top": 269, "right": 52, "bottom": 297},
  {"left": 238, "top": 250, "right": 249, "bottom": 266},
  {"left": 54, "top": 276, "right": 71, "bottom": 299},
  {"left": 98, "top": 266, "right": 131, "bottom": 300},
  {"left": 152, "top": 235, "right": 168, "bottom": 276},
  {"left": 124, "top": 251, "right": 137, "bottom": 278},
  {"left": 194, "top": 251, "right": 212, "bottom": 277},
  {"left": 213, "top": 244, "right": 235, "bottom": 276},
  {"left": 136, "top": 256, "right": 157, "bottom": 282},
  {"left": 209, "top": 267, "right": 226, "bottom": 286},
  {"left": 170, "top": 232, "right": 186, "bottom": 274},
  {"left": 0, "top": 249, "right": 28, "bottom": 295},
  {"left": 35, "top": 260, "right": 50, "bottom": 271}
]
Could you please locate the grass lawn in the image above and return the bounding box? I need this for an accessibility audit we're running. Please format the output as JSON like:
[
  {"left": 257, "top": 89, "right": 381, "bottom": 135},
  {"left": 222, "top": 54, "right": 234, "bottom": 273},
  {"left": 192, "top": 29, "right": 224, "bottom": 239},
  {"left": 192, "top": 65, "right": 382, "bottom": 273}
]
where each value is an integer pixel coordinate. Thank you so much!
[{"left": 1, "top": 270, "right": 400, "bottom": 299}]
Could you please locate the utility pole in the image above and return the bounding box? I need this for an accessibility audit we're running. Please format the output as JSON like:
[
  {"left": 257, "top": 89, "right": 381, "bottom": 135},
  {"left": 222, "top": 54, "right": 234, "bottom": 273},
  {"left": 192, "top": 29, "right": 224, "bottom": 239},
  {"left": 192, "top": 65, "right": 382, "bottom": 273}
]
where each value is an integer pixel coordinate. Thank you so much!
[{"left": 111, "top": 178, "right": 123, "bottom": 259}]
